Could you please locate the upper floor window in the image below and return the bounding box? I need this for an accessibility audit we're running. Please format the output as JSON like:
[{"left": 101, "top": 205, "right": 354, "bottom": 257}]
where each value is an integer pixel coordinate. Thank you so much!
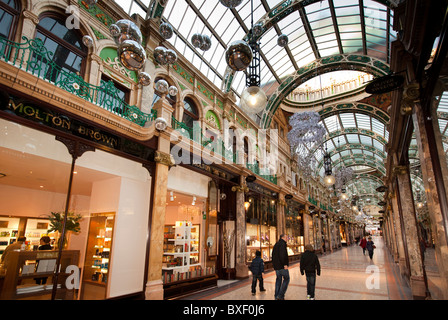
[
  {"left": 182, "top": 97, "right": 198, "bottom": 129},
  {"left": 0, "top": 0, "right": 20, "bottom": 40},
  {"left": 35, "top": 15, "right": 87, "bottom": 81}
]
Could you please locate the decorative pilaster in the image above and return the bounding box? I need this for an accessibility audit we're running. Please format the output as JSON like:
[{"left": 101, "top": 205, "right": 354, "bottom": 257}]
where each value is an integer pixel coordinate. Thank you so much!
[
  {"left": 277, "top": 197, "right": 286, "bottom": 237},
  {"left": 145, "top": 98, "right": 174, "bottom": 300},
  {"left": 395, "top": 166, "right": 427, "bottom": 299},
  {"left": 232, "top": 176, "right": 248, "bottom": 279}
]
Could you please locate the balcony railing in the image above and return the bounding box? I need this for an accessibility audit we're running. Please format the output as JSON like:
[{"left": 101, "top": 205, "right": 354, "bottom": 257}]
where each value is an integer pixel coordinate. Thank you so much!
[
  {"left": 0, "top": 36, "right": 156, "bottom": 127},
  {"left": 172, "top": 116, "right": 277, "bottom": 185}
]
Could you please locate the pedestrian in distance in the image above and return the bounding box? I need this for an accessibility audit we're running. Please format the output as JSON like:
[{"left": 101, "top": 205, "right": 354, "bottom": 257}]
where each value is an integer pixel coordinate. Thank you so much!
[
  {"left": 366, "top": 236, "right": 376, "bottom": 260},
  {"left": 359, "top": 236, "right": 367, "bottom": 255},
  {"left": 271, "top": 234, "right": 290, "bottom": 300},
  {"left": 300, "top": 244, "right": 321, "bottom": 300},
  {"left": 249, "top": 250, "right": 266, "bottom": 295}
]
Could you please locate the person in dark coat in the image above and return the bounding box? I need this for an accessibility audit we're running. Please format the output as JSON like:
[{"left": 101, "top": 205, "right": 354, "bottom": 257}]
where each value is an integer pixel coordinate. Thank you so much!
[
  {"left": 249, "top": 250, "right": 266, "bottom": 295},
  {"left": 300, "top": 244, "right": 321, "bottom": 300},
  {"left": 35, "top": 236, "right": 53, "bottom": 285},
  {"left": 366, "top": 236, "right": 375, "bottom": 260},
  {"left": 271, "top": 234, "right": 290, "bottom": 300}
]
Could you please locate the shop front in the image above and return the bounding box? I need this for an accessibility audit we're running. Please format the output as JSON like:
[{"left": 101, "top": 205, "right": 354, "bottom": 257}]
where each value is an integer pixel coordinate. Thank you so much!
[
  {"left": 244, "top": 181, "right": 278, "bottom": 269},
  {"left": 0, "top": 90, "right": 155, "bottom": 299},
  {"left": 285, "top": 199, "right": 305, "bottom": 261}
]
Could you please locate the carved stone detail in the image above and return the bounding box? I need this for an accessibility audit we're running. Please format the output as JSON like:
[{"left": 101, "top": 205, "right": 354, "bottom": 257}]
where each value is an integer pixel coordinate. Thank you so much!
[{"left": 154, "top": 151, "right": 175, "bottom": 167}]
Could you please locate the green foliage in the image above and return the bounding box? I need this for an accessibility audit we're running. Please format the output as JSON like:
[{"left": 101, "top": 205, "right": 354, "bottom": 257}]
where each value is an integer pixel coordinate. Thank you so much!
[{"left": 48, "top": 211, "right": 82, "bottom": 234}]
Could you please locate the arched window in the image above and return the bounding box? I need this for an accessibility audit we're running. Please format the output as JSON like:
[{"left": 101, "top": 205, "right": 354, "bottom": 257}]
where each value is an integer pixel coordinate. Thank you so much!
[
  {"left": 0, "top": 0, "right": 20, "bottom": 40},
  {"left": 182, "top": 97, "right": 198, "bottom": 129},
  {"left": 35, "top": 14, "right": 87, "bottom": 81}
]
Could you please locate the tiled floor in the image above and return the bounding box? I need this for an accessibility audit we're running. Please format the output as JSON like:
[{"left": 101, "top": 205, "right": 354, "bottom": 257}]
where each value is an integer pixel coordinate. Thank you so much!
[{"left": 179, "top": 236, "right": 413, "bottom": 300}]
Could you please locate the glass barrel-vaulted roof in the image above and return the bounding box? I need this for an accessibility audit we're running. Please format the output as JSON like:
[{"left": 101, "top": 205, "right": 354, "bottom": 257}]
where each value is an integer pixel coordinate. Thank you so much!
[{"left": 114, "top": 0, "right": 396, "bottom": 97}]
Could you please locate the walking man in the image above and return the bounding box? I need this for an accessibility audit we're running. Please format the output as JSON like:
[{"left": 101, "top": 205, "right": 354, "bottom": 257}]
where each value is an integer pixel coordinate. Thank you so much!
[
  {"left": 300, "top": 244, "right": 321, "bottom": 300},
  {"left": 271, "top": 234, "right": 290, "bottom": 300}
]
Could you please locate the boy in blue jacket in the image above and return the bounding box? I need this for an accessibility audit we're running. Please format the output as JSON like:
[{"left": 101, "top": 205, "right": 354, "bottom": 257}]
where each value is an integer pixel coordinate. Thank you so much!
[{"left": 249, "top": 250, "right": 266, "bottom": 295}]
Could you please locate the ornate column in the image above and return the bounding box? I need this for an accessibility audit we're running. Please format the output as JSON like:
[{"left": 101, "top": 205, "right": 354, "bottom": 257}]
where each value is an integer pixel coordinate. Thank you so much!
[
  {"left": 303, "top": 205, "right": 310, "bottom": 246},
  {"left": 232, "top": 176, "right": 249, "bottom": 279},
  {"left": 277, "top": 195, "right": 286, "bottom": 237},
  {"left": 145, "top": 96, "right": 175, "bottom": 300},
  {"left": 394, "top": 165, "right": 427, "bottom": 299}
]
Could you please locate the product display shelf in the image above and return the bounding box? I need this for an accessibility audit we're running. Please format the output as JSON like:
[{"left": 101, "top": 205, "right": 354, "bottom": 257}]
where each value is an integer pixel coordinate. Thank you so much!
[
  {"left": 162, "top": 222, "right": 200, "bottom": 274},
  {"left": 82, "top": 214, "right": 114, "bottom": 287},
  {"left": 0, "top": 217, "right": 20, "bottom": 257},
  {"left": 0, "top": 250, "right": 79, "bottom": 300}
]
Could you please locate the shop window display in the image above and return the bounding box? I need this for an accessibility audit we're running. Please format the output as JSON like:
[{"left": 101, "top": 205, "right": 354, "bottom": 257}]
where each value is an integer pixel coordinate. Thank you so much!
[
  {"left": 245, "top": 196, "right": 277, "bottom": 262},
  {"left": 81, "top": 212, "right": 115, "bottom": 297},
  {"left": 285, "top": 205, "right": 304, "bottom": 256},
  {"left": 163, "top": 191, "right": 215, "bottom": 284}
]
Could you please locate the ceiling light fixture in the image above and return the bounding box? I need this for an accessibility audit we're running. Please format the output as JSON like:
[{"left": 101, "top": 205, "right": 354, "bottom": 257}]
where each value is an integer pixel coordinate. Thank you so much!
[{"left": 239, "top": 0, "right": 267, "bottom": 115}]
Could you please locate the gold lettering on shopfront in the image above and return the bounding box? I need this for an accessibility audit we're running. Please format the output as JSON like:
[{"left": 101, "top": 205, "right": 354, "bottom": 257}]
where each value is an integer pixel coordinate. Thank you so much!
[
  {"left": 8, "top": 99, "right": 71, "bottom": 130},
  {"left": 77, "top": 125, "right": 118, "bottom": 148},
  {"left": 7, "top": 98, "right": 118, "bottom": 149}
]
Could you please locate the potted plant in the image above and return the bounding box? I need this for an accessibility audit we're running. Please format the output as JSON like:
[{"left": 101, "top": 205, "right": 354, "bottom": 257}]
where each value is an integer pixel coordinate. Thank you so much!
[{"left": 47, "top": 212, "right": 82, "bottom": 248}]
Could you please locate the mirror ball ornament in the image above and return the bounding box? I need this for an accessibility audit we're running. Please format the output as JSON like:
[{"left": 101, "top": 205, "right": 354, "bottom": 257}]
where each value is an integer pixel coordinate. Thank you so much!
[
  {"left": 84, "top": 0, "right": 97, "bottom": 5},
  {"left": 109, "top": 24, "right": 121, "bottom": 37},
  {"left": 153, "top": 46, "right": 168, "bottom": 65},
  {"left": 168, "top": 85, "right": 178, "bottom": 96},
  {"left": 112, "top": 19, "right": 143, "bottom": 45},
  {"left": 138, "top": 72, "right": 151, "bottom": 86},
  {"left": 219, "top": 0, "right": 243, "bottom": 9},
  {"left": 118, "top": 40, "right": 146, "bottom": 71},
  {"left": 155, "top": 79, "right": 169, "bottom": 94},
  {"left": 200, "top": 34, "right": 212, "bottom": 51},
  {"left": 159, "top": 22, "right": 173, "bottom": 40},
  {"left": 252, "top": 22, "right": 264, "bottom": 37},
  {"left": 191, "top": 33, "right": 203, "bottom": 48},
  {"left": 225, "top": 40, "right": 253, "bottom": 71},
  {"left": 165, "top": 49, "right": 178, "bottom": 64},
  {"left": 277, "top": 34, "right": 288, "bottom": 47},
  {"left": 82, "top": 35, "right": 94, "bottom": 48}
]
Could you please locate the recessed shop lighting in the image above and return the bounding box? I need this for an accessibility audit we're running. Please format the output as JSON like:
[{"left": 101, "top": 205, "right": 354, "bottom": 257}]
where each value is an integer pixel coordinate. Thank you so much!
[{"left": 39, "top": 185, "right": 44, "bottom": 188}]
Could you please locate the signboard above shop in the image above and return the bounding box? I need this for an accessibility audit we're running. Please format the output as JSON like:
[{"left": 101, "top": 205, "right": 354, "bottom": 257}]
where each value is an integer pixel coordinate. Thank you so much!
[{"left": 365, "top": 74, "right": 405, "bottom": 94}]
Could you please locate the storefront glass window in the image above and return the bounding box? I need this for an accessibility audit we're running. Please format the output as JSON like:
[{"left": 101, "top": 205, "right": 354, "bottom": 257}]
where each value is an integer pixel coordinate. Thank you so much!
[{"left": 162, "top": 189, "right": 215, "bottom": 284}]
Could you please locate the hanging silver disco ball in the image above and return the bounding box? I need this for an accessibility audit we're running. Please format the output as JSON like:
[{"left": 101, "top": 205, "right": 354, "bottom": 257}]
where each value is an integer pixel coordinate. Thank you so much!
[
  {"left": 153, "top": 46, "right": 168, "bottom": 65},
  {"left": 277, "top": 34, "right": 289, "bottom": 47},
  {"left": 84, "top": 0, "right": 97, "bottom": 5},
  {"left": 159, "top": 22, "right": 173, "bottom": 40},
  {"left": 138, "top": 72, "right": 151, "bottom": 86},
  {"left": 219, "top": 0, "right": 243, "bottom": 9},
  {"left": 155, "top": 79, "right": 169, "bottom": 94},
  {"left": 82, "top": 35, "right": 94, "bottom": 48},
  {"left": 113, "top": 19, "right": 143, "bottom": 45},
  {"left": 200, "top": 34, "right": 212, "bottom": 51},
  {"left": 118, "top": 40, "right": 146, "bottom": 71},
  {"left": 191, "top": 33, "right": 204, "bottom": 48},
  {"left": 225, "top": 40, "right": 253, "bottom": 71},
  {"left": 109, "top": 24, "right": 120, "bottom": 37},
  {"left": 165, "top": 49, "right": 177, "bottom": 64},
  {"left": 252, "top": 22, "right": 264, "bottom": 37},
  {"left": 168, "top": 85, "right": 178, "bottom": 96}
]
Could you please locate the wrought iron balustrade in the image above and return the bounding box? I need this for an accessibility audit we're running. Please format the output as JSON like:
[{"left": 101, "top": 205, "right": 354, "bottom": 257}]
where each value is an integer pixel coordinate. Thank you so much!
[{"left": 0, "top": 36, "right": 156, "bottom": 127}]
